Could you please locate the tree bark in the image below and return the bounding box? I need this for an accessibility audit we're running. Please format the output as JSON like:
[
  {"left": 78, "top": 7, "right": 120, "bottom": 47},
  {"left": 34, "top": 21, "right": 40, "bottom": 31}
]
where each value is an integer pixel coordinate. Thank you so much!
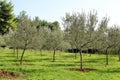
[
  {"left": 89, "top": 48, "right": 94, "bottom": 56},
  {"left": 53, "top": 49, "right": 56, "bottom": 62},
  {"left": 79, "top": 49, "right": 83, "bottom": 70},
  {"left": 40, "top": 49, "right": 42, "bottom": 56},
  {"left": 89, "top": 49, "right": 92, "bottom": 56},
  {"left": 106, "top": 47, "right": 109, "bottom": 65},
  {"left": 17, "top": 48, "right": 19, "bottom": 59},
  {"left": 75, "top": 53, "right": 77, "bottom": 59},
  {"left": 119, "top": 53, "right": 120, "bottom": 61},
  {"left": 20, "top": 44, "right": 27, "bottom": 65},
  {"left": 13, "top": 47, "right": 16, "bottom": 54},
  {"left": 118, "top": 48, "right": 120, "bottom": 61},
  {"left": 71, "top": 47, "right": 77, "bottom": 59}
]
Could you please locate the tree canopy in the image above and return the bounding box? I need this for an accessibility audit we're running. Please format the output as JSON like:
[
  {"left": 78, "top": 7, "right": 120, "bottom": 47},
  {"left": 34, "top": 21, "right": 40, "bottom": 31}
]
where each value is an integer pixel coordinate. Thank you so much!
[{"left": 0, "top": 0, "right": 16, "bottom": 35}]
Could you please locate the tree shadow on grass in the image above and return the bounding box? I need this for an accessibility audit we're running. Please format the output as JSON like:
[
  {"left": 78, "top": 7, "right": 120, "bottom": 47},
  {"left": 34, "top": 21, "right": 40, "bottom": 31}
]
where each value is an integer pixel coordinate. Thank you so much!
[
  {"left": 42, "top": 63, "right": 76, "bottom": 67},
  {"left": 35, "top": 54, "right": 47, "bottom": 57},
  {"left": 40, "top": 58, "right": 51, "bottom": 61},
  {"left": 23, "top": 58, "right": 51, "bottom": 62},
  {"left": 0, "top": 64, "right": 4, "bottom": 66},
  {"left": 19, "top": 68, "right": 47, "bottom": 74},
  {"left": 11, "top": 63, "right": 35, "bottom": 66},
  {"left": 24, "top": 59, "right": 42, "bottom": 62},
  {"left": 0, "top": 56, "right": 15, "bottom": 58},
  {"left": 67, "top": 67, "right": 120, "bottom": 73},
  {"left": 0, "top": 59, "right": 18, "bottom": 62},
  {"left": 97, "top": 68, "right": 120, "bottom": 73},
  {"left": 0, "top": 58, "right": 52, "bottom": 66},
  {"left": 75, "top": 58, "right": 105, "bottom": 64},
  {"left": 68, "top": 68, "right": 97, "bottom": 72},
  {"left": 62, "top": 55, "right": 75, "bottom": 58}
]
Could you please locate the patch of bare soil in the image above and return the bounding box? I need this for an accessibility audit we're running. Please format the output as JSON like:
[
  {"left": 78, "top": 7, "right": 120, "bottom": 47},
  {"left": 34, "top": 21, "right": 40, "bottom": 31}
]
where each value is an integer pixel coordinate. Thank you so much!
[
  {"left": 68, "top": 68, "right": 97, "bottom": 72},
  {"left": 0, "top": 71, "right": 20, "bottom": 79}
]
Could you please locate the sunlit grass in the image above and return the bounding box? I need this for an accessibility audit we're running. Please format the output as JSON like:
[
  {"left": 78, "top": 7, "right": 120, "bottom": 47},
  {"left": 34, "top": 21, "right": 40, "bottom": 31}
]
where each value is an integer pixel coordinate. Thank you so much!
[{"left": 0, "top": 48, "right": 120, "bottom": 80}]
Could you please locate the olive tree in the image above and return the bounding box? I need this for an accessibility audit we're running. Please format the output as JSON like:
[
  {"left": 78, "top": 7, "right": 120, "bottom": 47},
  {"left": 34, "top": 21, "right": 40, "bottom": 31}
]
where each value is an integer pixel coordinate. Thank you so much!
[
  {"left": 3, "top": 29, "right": 20, "bottom": 58},
  {"left": 96, "top": 17, "right": 119, "bottom": 65},
  {"left": 94, "top": 17, "right": 109, "bottom": 54},
  {"left": 59, "top": 41, "right": 71, "bottom": 52},
  {"left": 0, "top": 35, "right": 5, "bottom": 47},
  {"left": 105, "top": 26, "right": 120, "bottom": 65},
  {"left": 97, "top": 17, "right": 120, "bottom": 65},
  {"left": 115, "top": 27, "right": 120, "bottom": 61},
  {"left": 86, "top": 11, "right": 98, "bottom": 56},
  {"left": 29, "top": 26, "right": 47, "bottom": 55},
  {"left": 15, "top": 11, "right": 37, "bottom": 65},
  {"left": 17, "top": 23, "right": 37, "bottom": 65},
  {"left": 107, "top": 26, "right": 120, "bottom": 61},
  {"left": 63, "top": 11, "right": 98, "bottom": 70},
  {"left": 45, "top": 29, "right": 63, "bottom": 62}
]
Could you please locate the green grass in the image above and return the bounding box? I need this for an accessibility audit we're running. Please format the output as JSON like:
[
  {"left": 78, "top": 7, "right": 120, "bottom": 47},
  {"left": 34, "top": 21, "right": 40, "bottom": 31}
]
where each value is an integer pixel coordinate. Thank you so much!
[{"left": 0, "top": 48, "right": 120, "bottom": 80}]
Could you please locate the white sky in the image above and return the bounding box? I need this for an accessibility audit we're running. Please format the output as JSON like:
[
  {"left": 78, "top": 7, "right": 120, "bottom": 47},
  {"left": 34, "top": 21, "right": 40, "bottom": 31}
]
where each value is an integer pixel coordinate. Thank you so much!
[{"left": 12, "top": 0, "right": 120, "bottom": 27}]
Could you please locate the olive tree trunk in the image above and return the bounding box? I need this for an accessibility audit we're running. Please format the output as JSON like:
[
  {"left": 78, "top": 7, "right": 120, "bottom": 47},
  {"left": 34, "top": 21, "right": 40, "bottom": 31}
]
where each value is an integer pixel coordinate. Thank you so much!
[
  {"left": 20, "top": 44, "right": 27, "bottom": 65},
  {"left": 79, "top": 49, "right": 83, "bottom": 70},
  {"left": 106, "top": 47, "right": 109, "bottom": 65},
  {"left": 53, "top": 49, "right": 56, "bottom": 62},
  {"left": 16, "top": 48, "right": 19, "bottom": 59},
  {"left": 118, "top": 48, "right": 120, "bottom": 61}
]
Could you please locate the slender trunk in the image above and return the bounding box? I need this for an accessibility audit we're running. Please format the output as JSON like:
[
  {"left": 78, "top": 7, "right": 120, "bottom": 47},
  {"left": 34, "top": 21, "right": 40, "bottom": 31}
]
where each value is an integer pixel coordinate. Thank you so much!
[
  {"left": 71, "top": 48, "right": 77, "bottom": 59},
  {"left": 119, "top": 53, "right": 120, "bottom": 61},
  {"left": 17, "top": 48, "right": 19, "bottom": 59},
  {"left": 89, "top": 51, "right": 91, "bottom": 56},
  {"left": 58, "top": 50, "right": 61, "bottom": 57},
  {"left": 40, "top": 49, "right": 42, "bottom": 56},
  {"left": 89, "top": 49, "right": 91, "bottom": 56},
  {"left": 106, "top": 48, "right": 109, "bottom": 65},
  {"left": 53, "top": 49, "right": 56, "bottom": 62},
  {"left": 20, "top": 44, "right": 27, "bottom": 65},
  {"left": 89, "top": 48, "right": 94, "bottom": 56},
  {"left": 86, "top": 48, "right": 89, "bottom": 55},
  {"left": 90, "top": 53, "right": 91, "bottom": 56},
  {"left": 13, "top": 47, "right": 16, "bottom": 54},
  {"left": 30, "top": 49, "right": 33, "bottom": 52},
  {"left": 79, "top": 49, "right": 83, "bottom": 70},
  {"left": 118, "top": 48, "right": 120, "bottom": 61},
  {"left": 75, "top": 53, "right": 77, "bottom": 59}
]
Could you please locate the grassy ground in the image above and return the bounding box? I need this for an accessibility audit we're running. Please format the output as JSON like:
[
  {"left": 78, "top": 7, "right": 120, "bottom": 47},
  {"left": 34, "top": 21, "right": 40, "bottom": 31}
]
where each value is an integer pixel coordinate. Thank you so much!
[{"left": 0, "top": 48, "right": 120, "bottom": 80}]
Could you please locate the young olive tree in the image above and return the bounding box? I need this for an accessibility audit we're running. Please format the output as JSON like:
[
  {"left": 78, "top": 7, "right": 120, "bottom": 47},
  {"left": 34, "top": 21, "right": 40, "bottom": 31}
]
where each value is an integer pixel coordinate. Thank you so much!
[
  {"left": 59, "top": 41, "right": 71, "bottom": 52},
  {"left": 63, "top": 11, "right": 98, "bottom": 70},
  {"left": 97, "top": 17, "right": 119, "bottom": 65},
  {"left": 105, "top": 26, "right": 119, "bottom": 65},
  {"left": 96, "top": 17, "right": 111, "bottom": 65},
  {"left": 29, "top": 26, "right": 46, "bottom": 55},
  {"left": 115, "top": 27, "right": 120, "bottom": 61},
  {"left": 98, "top": 17, "right": 119, "bottom": 65},
  {"left": 0, "top": 35, "right": 5, "bottom": 47},
  {"left": 3, "top": 29, "right": 20, "bottom": 58},
  {"left": 45, "top": 29, "right": 63, "bottom": 62},
  {"left": 109, "top": 25, "right": 120, "bottom": 61},
  {"left": 86, "top": 11, "right": 98, "bottom": 56},
  {"left": 94, "top": 17, "right": 109, "bottom": 55},
  {"left": 16, "top": 11, "right": 37, "bottom": 65}
]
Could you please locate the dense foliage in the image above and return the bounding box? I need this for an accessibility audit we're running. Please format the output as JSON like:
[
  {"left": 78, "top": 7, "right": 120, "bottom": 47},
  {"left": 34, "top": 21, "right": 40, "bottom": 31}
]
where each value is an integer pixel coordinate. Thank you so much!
[{"left": 0, "top": 0, "right": 16, "bottom": 34}]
